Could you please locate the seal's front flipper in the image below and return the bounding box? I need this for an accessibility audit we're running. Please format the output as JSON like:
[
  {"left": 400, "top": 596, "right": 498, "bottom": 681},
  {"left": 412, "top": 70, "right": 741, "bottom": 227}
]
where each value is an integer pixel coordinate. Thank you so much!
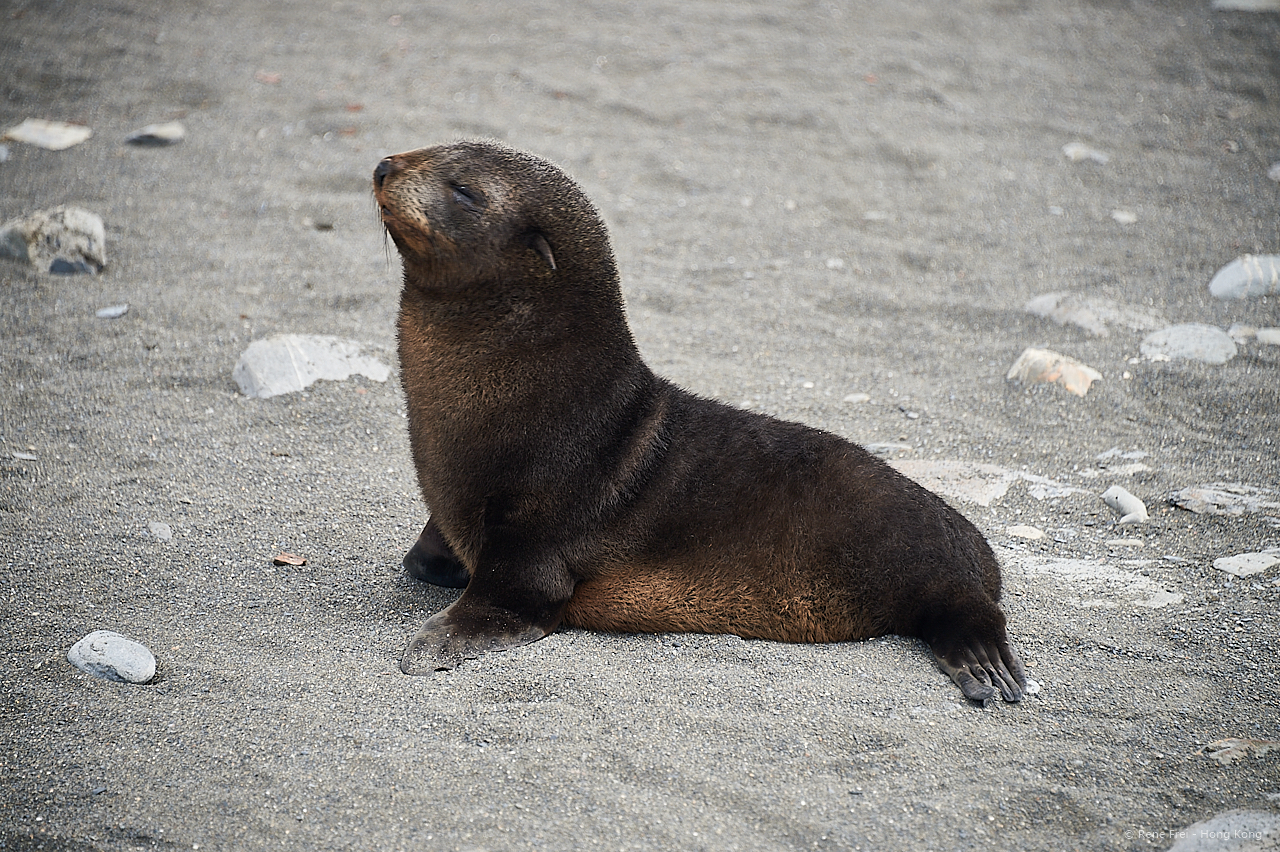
[
  {"left": 401, "top": 579, "right": 569, "bottom": 674},
  {"left": 403, "top": 520, "right": 470, "bottom": 588},
  {"left": 932, "top": 636, "right": 1027, "bottom": 704}
]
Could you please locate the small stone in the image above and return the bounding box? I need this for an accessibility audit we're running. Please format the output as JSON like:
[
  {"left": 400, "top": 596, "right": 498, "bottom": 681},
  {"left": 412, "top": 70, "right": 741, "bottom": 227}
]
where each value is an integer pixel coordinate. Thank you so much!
[
  {"left": 67, "top": 630, "right": 156, "bottom": 684},
  {"left": 1008, "top": 524, "right": 1047, "bottom": 540},
  {"left": 1208, "top": 254, "right": 1280, "bottom": 300},
  {"left": 1105, "top": 538, "right": 1145, "bottom": 548},
  {"left": 1256, "top": 328, "right": 1280, "bottom": 345},
  {"left": 825, "top": 257, "right": 845, "bottom": 270},
  {"left": 2, "top": 118, "right": 92, "bottom": 150},
  {"left": 273, "top": 552, "right": 307, "bottom": 566},
  {"left": 1110, "top": 209, "right": 1137, "bottom": 225},
  {"left": 842, "top": 392, "right": 870, "bottom": 403},
  {"left": 125, "top": 121, "right": 185, "bottom": 146},
  {"left": 11, "top": 451, "right": 38, "bottom": 461},
  {"left": 1006, "top": 347, "right": 1102, "bottom": 397},
  {"left": 1270, "top": 163, "right": 1280, "bottom": 182},
  {"left": 233, "top": 334, "right": 390, "bottom": 399},
  {"left": 0, "top": 206, "right": 106, "bottom": 274},
  {"left": 147, "top": 521, "right": 172, "bottom": 541},
  {"left": 1061, "top": 142, "right": 1109, "bottom": 164},
  {"left": 1102, "top": 485, "right": 1148, "bottom": 524},
  {"left": 96, "top": 304, "right": 129, "bottom": 319},
  {"left": 1140, "top": 324, "right": 1236, "bottom": 365},
  {"left": 1213, "top": 552, "right": 1279, "bottom": 578}
]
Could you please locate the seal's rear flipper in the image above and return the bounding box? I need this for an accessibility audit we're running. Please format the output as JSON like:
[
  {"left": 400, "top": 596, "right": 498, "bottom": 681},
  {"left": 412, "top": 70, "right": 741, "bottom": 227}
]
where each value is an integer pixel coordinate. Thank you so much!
[
  {"left": 931, "top": 636, "right": 1027, "bottom": 704},
  {"left": 403, "top": 520, "right": 470, "bottom": 588},
  {"left": 401, "top": 588, "right": 567, "bottom": 674}
]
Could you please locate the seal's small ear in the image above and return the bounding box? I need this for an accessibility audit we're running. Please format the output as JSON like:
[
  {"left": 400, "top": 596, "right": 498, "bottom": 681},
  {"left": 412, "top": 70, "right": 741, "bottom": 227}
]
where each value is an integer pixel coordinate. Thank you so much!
[{"left": 526, "top": 231, "right": 556, "bottom": 270}]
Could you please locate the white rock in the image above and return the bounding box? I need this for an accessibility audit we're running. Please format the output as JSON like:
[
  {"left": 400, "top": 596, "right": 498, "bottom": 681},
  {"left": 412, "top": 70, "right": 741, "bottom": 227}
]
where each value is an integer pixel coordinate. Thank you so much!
[
  {"left": 125, "top": 121, "right": 185, "bottom": 146},
  {"left": 0, "top": 206, "right": 106, "bottom": 274},
  {"left": 1006, "top": 347, "right": 1102, "bottom": 397},
  {"left": 1110, "top": 209, "right": 1137, "bottom": 225},
  {"left": 842, "top": 392, "right": 871, "bottom": 403},
  {"left": 1208, "top": 254, "right": 1280, "bottom": 300},
  {"left": 1270, "top": 163, "right": 1280, "bottom": 183},
  {"left": 233, "top": 334, "right": 390, "bottom": 399},
  {"left": 147, "top": 521, "right": 172, "bottom": 541},
  {"left": 1102, "top": 485, "right": 1148, "bottom": 524},
  {"left": 1061, "top": 142, "right": 1109, "bottom": 164},
  {"left": 1007, "top": 524, "right": 1047, "bottom": 540},
  {"left": 1256, "top": 328, "right": 1280, "bottom": 345},
  {"left": 96, "top": 304, "right": 129, "bottom": 319},
  {"left": 1140, "top": 324, "right": 1236, "bottom": 365},
  {"left": 2, "top": 117, "right": 92, "bottom": 150},
  {"left": 1213, "top": 552, "right": 1279, "bottom": 578},
  {"left": 67, "top": 630, "right": 156, "bottom": 684}
]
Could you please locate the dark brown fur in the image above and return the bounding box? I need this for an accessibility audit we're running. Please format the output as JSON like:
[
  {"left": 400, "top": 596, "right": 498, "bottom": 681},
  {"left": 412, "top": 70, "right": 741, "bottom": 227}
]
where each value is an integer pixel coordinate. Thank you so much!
[{"left": 375, "top": 140, "right": 1026, "bottom": 703}]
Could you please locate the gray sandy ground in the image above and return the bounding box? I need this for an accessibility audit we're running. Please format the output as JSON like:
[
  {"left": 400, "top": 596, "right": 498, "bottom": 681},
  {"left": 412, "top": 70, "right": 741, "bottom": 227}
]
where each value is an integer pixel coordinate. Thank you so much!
[{"left": 2, "top": 1, "right": 1279, "bottom": 850}]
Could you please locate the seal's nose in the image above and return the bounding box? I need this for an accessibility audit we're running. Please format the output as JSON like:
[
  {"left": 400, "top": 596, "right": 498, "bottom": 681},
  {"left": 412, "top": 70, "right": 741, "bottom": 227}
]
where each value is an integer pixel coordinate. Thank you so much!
[{"left": 374, "top": 158, "right": 398, "bottom": 189}]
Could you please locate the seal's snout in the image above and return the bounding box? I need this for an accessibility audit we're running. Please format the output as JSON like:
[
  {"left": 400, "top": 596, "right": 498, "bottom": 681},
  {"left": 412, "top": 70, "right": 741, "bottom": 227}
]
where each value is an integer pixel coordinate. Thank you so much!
[{"left": 373, "top": 157, "right": 399, "bottom": 189}]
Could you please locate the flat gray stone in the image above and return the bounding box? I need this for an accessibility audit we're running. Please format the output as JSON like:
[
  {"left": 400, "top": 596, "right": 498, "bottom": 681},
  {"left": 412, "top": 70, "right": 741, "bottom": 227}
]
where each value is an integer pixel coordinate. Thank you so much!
[
  {"left": 1140, "top": 324, "right": 1236, "bottom": 365},
  {"left": 67, "top": 630, "right": 156, "bottom": 684},
  {"left": 1025, "top": 291, "right": 1164, "bottom": 337},
  {"left": 232, "top": 334, "right": 390, "bottom": 399},
  {"left": 1166, "top": 810, "right": 1280, "bottom": 852},
  {"left": 1213, "top": 552, "right": 1279, "bottom": 578}
]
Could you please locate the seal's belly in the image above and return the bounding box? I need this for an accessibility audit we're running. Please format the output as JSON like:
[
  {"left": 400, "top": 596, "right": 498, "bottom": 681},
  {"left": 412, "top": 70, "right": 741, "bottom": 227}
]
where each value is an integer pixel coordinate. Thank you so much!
[{"left": 562, "top": 566, "right": 876, "bottom": 644}]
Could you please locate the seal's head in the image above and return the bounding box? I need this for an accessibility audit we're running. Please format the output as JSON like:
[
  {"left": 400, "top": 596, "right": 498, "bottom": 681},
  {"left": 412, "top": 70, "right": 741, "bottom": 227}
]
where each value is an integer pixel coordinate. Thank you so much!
[{"left": 373, "top": 140, "right": 618, "bottom": 300}]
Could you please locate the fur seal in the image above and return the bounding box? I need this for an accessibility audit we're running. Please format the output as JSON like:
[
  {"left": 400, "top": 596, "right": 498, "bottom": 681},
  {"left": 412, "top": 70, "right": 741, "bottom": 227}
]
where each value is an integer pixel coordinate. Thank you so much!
[{"left": 374, "top": 140, "right": 1027, "bottom": 703}]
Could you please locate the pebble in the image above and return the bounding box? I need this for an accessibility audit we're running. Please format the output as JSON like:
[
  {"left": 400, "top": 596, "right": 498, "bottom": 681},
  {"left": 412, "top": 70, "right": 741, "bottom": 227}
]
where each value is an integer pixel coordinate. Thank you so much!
[
  {"left": 125, "top": 120, "right": 185, "bottom": 146},
  {"left": 1169, "top": 483, "right": 1280, "bottom": 516},
  {"left": 1208, "top": 254, "right": 1280, "bottom": 300},
  {"left": 1256, "top": 328, "right": 1280, "bottom": 345},
  {"left": 842, "top": 392, "right": 870, "bottom": 403},
  {"left": 1167, "top": 809, "right": 1280, "bottom": 852},
  {"left": 1061, "top": 142, "right": 1109, "bottom": 164},
  {"left": 233, "top": 334, "right": 390, "bottom": 399},
  {"left": 0, "top": 206, "right": 106, "bottom": 274},
  {"left": 2, "top": 117, "right": 92, "bottom": 150},
  {"left": 1270, "top": 162, "right": 1280, "bottom": 182},
  {"left": 1005, "top": 347, "right": 1102, "bottom": 397},
  {"left": 147, "top": 521, "right": 173, "bottom": 541},
  {"left": 96, "top": 304, "right": 129, "bottom": 319},
  {"left": 1213, "top": 552, "right": 1279, "bottom": 578},
  {"left": 1024, "top": 291, "right": 1164, "bottom": 337},
  {"left": 1110, "top": 209, "right": 1137, "bottom": 225},
  {"left": 67, "top": 630, "right": 156, "bottom": 684},
  {"left": 1139, "top": 324, "right": 1236, "bottom": 365},
  {"left": 1102, "top": 485, "right": 1148, "bottom": 524},
  {"left": 1007, "top": 524, "right": 1047, "bottom": 540}
]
